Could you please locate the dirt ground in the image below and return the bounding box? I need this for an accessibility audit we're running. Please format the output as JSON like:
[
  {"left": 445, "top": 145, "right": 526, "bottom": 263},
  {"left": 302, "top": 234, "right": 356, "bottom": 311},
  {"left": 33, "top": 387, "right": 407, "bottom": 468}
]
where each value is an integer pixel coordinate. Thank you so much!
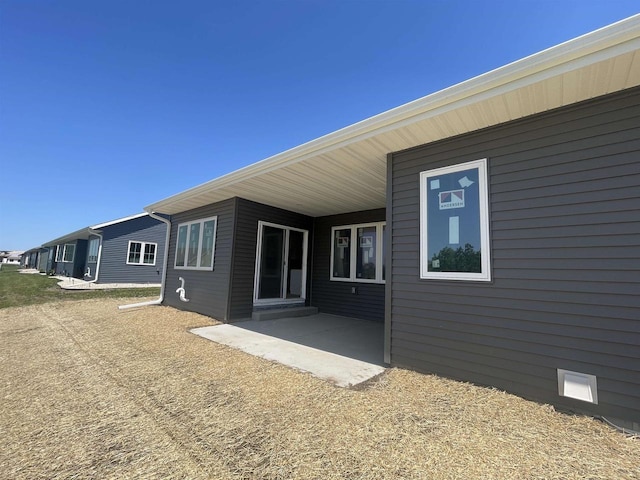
[{"left": 1, "top": 298, "right": 638, "bottom": 479}]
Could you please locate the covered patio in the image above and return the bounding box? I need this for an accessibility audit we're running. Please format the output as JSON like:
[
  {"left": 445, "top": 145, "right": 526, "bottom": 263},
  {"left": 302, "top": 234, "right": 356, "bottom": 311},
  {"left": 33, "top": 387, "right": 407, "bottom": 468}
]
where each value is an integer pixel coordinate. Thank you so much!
[{"left": 191, "top": 313, "right": 385, "bottom": 387}]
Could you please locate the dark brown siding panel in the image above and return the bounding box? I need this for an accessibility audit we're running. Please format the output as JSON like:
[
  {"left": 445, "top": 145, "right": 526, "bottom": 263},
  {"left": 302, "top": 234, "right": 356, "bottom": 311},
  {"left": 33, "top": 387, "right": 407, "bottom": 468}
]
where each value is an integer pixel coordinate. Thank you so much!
[
  {"left": 163, "top": 198, "right": 235, "bottom": 321},
  {"left": 389, "top": 87, "right": 640, "bottom": 424},
  {"left": 228, "top": 198, "right": 314, "bottom": 320},
  {"left": 311, "top": 209, "right": 386, "bottom": 321}
]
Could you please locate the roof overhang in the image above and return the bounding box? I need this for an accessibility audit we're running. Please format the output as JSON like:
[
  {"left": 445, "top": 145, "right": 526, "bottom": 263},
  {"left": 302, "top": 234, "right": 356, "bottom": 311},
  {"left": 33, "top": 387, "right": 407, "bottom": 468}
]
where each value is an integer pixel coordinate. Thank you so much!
[
  {"left": 42, "top": 212, "right": 150, "bottom": 247},
  {"left": 146, "top": 15, "right": 640, "bottom": 218},
  {"left": 43, "top": 227, "right": 92, "bottom": 247}
]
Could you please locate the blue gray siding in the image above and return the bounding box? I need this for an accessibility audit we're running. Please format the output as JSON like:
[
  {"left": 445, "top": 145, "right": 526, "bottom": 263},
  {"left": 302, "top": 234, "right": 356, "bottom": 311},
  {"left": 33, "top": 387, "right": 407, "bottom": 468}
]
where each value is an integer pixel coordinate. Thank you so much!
[
  {"left": 311, "top": 209, "right": 386, "bottom": 321},
  {"left": 97, "top": 215, "right": 166, "bottom": 284},
  {"left": 163, "top": 199, "right": 236, "bottom": 320},
  {"left": 54, "top": 239, "right": 87, "bottom": 278},
  {"left": 389, "top": 87, "right": 640, "bottom": 424},
  {"left": 228, "top": 198, "right": 314, "bottom": 320}
]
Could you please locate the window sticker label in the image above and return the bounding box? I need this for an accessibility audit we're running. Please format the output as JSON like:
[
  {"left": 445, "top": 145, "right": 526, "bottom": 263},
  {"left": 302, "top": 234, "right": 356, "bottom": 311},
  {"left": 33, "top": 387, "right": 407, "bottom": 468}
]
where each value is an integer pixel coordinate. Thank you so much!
[
  {"left": 449, "top": 216, "right": 460, "bottom": 244},
  {"left": 439, "top": 189, "right": 465, "bottom": 210}
]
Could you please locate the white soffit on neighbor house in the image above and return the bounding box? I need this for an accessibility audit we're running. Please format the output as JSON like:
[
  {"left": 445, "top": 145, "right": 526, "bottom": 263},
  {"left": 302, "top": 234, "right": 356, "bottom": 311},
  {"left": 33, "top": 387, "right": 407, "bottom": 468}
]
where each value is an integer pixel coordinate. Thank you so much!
[{"left": 146, "top": 15, "right": 640, "bottom": 217}]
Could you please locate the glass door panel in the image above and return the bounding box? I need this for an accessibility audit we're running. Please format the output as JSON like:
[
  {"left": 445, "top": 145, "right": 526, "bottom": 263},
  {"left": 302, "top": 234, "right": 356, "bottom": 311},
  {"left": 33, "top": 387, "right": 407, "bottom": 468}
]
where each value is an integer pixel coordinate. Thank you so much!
[
  {"left": 258, "top": 226, "right": 285, "bottom": 299},
  {"left": 286, "top": 230, "right": 304, "bottom": 299}
]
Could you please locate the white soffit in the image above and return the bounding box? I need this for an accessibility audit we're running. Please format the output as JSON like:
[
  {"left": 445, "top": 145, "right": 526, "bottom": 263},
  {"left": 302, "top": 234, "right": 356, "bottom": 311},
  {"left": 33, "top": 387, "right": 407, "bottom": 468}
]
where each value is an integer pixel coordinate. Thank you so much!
[{"left": 147, "top": 15, "right": 640, "bottom": 217}]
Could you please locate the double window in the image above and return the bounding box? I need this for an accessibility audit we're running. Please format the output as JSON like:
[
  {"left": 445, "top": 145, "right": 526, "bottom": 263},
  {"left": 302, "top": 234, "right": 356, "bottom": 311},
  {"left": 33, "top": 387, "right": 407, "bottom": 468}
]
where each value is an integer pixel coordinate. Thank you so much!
[
  {"left": 331, "top": 222, "right": 385, "bottom": 283},
  {"left": 174, "top": 216, "right": 217, "bottom": 270},
  {"left": 419, "top": 158, "right": 491, "bottom": 281},
  {"left": 56, "top": 243, "right": 75, "bottom": 263},
  {"left": 127, "top": 241, "right": 157, "bottom": 266}
]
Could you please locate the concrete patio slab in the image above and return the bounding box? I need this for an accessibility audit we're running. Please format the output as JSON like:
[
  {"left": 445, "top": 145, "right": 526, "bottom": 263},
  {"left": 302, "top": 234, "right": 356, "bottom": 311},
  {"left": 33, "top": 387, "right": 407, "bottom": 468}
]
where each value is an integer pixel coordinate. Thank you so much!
[{"left": 191, "top": 314, "right": 385, "bottom": 387}]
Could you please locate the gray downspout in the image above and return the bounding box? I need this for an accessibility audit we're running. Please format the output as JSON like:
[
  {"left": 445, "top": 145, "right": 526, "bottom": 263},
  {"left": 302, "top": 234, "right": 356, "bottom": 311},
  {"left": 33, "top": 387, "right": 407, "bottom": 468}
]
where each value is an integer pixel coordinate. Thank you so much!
[{"left": 118, "top": 210, "right": 171, "bottom": 310}]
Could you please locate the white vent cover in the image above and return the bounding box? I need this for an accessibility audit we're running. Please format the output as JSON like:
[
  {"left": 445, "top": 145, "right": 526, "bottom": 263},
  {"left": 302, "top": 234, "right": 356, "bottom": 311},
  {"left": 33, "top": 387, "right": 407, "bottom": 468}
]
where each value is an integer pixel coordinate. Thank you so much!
[{"left": 557, "top": 369, "right": 598, "bottom": 404}]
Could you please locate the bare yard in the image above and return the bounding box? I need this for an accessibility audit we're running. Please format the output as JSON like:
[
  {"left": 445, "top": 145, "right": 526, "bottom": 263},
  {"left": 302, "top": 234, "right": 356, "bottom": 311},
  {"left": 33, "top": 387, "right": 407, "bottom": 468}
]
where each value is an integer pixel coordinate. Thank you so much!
[{"left": 1, "top": 298, "right": 638, "bottom": 479}]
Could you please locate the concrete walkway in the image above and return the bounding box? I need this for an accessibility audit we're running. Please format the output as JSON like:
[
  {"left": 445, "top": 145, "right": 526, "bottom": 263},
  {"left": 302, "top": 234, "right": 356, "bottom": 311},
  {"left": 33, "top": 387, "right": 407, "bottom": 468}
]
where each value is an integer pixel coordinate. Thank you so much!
[
  {"left": 191, "top": 314, "right": 386, "bottom": 388},
  {"left": 17, "top": 269, "right": 160, "bottom": 290},
  {"left": 55, "top": 276, "right": 160, "bottom": 290}
]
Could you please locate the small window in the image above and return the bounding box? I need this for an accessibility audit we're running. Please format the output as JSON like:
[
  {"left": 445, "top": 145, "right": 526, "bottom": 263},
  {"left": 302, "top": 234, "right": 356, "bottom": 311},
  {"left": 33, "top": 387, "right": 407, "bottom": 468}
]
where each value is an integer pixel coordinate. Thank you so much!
[
  {"left": 55, "top": 245, "right": 63, "bottom": 262},
  {"left": 87, "top": 238, "right": 100, "bottom": 263},
  {"left": 420, "top": 158, "right": 491, "bottom": 281},
  {"left": 127, "top": 241, "right": 157, "bottom": 266},
  {"left": 174, "top": 217, "right": 217, "bottom": 270},
  {"left": 331, "top": 222, "right": 385, "bottom": 283}
]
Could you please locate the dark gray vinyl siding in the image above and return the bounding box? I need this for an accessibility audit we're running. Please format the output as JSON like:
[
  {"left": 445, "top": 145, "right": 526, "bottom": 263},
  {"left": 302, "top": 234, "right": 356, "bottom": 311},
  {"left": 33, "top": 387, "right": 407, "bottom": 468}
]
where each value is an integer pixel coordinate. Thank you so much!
[
  {"left": 98, "top": 216, "right": 166, "bottom": 284},
  {"left": 311, "top": 209, "right": 386, "bottom": 321},
  {"left": 37, "top": 249, "right": 48, "bottom": 272},
  {"left": 228, "top": 198, "right": 314, "bottom": 320},
  {"left": 54, "top": 239, "right": 87, "bottom": 278},
  {"left": 389, "top": 87, "right": 640, "bottom": 423},
  {"left": 164, "top": 199, "right": 235, "bottom": 321}
]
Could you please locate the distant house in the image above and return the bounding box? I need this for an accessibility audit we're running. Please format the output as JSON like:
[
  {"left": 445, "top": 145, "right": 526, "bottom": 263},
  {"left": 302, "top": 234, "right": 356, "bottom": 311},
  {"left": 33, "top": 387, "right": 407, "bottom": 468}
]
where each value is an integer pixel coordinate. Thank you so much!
[
  {"left": 145, "top": 17, "right": 639, "bottom": 428},
  {"left": 42, "top": 213, "right": 167, "bottom": 284},
  {"left": 1, "top": 251, "right": 23, "bottom": 265},
  {"left": 21, "top": 247, "right": 47, "bottom": 270}
]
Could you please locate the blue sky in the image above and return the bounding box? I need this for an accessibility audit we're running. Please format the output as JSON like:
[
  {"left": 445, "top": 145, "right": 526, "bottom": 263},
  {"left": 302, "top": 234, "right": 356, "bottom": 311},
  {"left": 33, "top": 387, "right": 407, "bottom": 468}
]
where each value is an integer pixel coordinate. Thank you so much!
[{"left": 1, "top": 1, "right": 638, "bottom": 250}]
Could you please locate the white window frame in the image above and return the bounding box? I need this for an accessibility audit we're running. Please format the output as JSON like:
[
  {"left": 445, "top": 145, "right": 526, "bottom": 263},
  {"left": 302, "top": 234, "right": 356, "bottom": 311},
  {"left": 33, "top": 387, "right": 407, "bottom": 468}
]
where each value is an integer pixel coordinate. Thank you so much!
[
  {"left": 253, "top": 221, "right": 309, "bottom": 306},
  {"left": 419, "top": 158, "right": 491, "bottom": 281},
  {"left": 87, "top": 238, "right": 100, "bottom": 263},
  {"left": 330, "top": 222, "right": 386, "bottom": 284},
  {"left": 61, "top": 243, "right": 75, "bottom": 263},
  {"left": 126, "top": 240, "right": 158, "bottom": 266},
  {"left": 55, "top": 245, "right": 63, "bottom": 262},
  {"left": 174, "top": 216, "right": 217, "bottom": 271}
]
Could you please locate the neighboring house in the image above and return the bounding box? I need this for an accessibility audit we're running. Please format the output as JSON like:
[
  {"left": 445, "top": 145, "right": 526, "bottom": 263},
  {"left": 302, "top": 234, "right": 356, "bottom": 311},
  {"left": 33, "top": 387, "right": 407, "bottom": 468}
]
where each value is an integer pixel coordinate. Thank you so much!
[
  {"left": 1, "top": 251, "right": 23, "bottom": 264},
  {"left": 144, "top": 17, "right": 640, "bottom": 428},
  {"left": 21, "top": 247, "right": 47, "bottom": 270},
  {"left": 42, "top": 213, "right": 166, "bottom": 284}
]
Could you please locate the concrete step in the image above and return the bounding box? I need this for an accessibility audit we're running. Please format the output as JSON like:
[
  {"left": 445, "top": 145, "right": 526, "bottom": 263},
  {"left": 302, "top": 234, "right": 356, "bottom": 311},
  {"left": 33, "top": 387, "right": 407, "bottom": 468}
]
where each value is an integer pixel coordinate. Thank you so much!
[{"left": 251, "top": 306, "right": 318, "bottom": 321}]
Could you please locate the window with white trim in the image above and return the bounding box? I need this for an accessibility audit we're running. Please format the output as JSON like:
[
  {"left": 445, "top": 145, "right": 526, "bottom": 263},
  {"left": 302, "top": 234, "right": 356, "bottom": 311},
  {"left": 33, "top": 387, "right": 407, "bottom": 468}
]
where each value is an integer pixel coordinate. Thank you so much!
[
  {"left": 174, "top": 216, "right": 217, "bottom": 270},
  {"left": 331, "top": 222, "right": 385, "bottom": 283},
  {"left": 55, "top": 245, "right": 63, "bottom": 262},
  {"left": 62, "top": 243, "right": 75, "bottom": 263},
  {"left": 127, "top": 241, "right": 157, "bottom": 265},
  {"left": 87, "top": 238, "right": 100, "bottom": 263},
  {"left": 419, "top": 158, "right": 491, "bottom": 281}
]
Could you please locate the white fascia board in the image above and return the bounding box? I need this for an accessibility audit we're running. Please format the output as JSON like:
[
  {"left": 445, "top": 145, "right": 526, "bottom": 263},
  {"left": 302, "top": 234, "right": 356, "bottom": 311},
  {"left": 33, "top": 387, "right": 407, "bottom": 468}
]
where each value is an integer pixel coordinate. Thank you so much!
[
  {"left": 90, "top": 212, "right": 149, "bottom": 230},
  {"left": 145, "top": 14, "right": 640, "bottom": 214}
]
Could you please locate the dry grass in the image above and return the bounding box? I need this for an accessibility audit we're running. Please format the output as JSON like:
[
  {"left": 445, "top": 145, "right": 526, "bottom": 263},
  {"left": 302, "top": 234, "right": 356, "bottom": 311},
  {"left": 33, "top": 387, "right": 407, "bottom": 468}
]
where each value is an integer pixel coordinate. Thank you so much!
[{"left": 1, "top": 298, "right": 638, "bottom": 479}]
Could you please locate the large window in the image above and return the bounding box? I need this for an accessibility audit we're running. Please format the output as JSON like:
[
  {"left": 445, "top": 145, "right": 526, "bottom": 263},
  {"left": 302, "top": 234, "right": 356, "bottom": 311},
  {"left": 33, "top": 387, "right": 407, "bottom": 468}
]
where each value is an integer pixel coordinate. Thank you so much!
[
  {"left": 419, "top": 158, "right": 491, "bottom": 281},
  {"left": 57, "top": 243, "right": 75, "bottom": 263},
  {"left": 331, "top": 222, "right": 385, "bottom": 283},
  {"left": 174, "top": 216, "right": 217, "bottom": 270},
  {"left": 87, "top": 238, "right": 100, "bottom": 263},
  {"left": 127, "top": 241, "right": 157, "bottom": 266}
]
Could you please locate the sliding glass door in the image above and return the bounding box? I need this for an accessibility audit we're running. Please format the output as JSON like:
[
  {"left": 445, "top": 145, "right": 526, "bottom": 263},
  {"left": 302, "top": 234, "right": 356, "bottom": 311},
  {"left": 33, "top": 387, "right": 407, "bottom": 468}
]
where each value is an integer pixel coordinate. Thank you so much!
[{"left": 254, "top": 222, "right": 308, "bottom": 305}]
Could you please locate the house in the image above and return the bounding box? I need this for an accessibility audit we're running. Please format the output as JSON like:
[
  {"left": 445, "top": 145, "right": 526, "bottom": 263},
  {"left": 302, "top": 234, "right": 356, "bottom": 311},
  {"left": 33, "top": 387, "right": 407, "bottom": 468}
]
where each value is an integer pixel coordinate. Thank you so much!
[
  {"left": 42, "top": 213, "right": 167, "bottom": 284},
  {"left": 21, "top": 247, "right": 47, "bottom": 271},
  {"left": 143, "top": 16, "right": 640, "bottom": 429},
  {"left": 1, "top": 250, "right": 23, "bottom": 265}
]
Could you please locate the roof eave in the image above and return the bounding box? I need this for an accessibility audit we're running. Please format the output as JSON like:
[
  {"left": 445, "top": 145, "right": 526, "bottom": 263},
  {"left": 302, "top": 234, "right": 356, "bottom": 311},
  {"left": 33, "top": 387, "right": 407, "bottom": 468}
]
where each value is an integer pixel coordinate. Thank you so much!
[{"left": 145, "top": 14, "right": 640, "bottom": 216}]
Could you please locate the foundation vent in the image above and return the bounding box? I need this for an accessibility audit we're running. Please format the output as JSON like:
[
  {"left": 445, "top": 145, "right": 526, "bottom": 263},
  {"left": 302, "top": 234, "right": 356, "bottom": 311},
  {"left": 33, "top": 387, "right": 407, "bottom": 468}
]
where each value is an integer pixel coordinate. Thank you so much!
[{"left": 557, "top": 369, "right": 598, "bottom": 404}]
